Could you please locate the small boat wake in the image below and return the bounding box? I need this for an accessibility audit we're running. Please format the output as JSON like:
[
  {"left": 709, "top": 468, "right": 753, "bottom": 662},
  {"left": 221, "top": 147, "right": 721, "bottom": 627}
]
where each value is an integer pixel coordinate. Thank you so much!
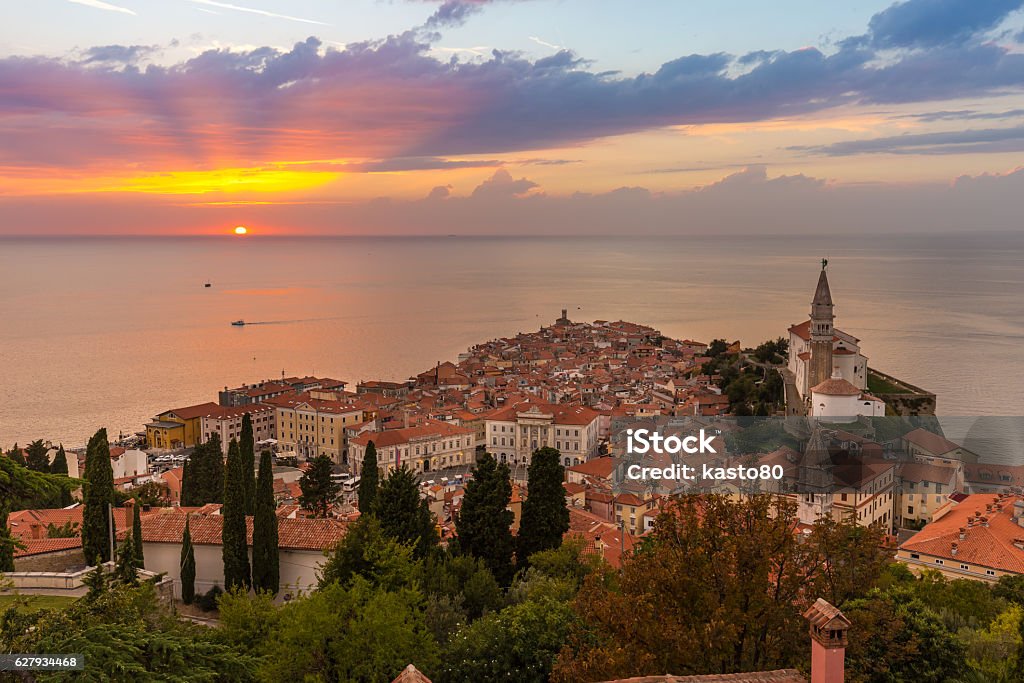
[{"left": 230, "top": 316, "right": 340, "bottom": 327}]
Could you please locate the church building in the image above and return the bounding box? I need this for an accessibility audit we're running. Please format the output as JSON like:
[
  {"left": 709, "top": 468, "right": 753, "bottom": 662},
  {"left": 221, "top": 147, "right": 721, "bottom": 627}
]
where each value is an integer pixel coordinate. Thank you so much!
[{"left": 788, "top": 262, "right": 884, "bottom": 420}]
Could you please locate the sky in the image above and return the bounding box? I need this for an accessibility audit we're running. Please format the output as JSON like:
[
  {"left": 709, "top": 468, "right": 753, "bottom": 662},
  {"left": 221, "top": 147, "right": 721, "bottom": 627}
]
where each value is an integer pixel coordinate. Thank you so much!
[{"left": 1, "top": 0, "right": 1024, "bottom": 235}]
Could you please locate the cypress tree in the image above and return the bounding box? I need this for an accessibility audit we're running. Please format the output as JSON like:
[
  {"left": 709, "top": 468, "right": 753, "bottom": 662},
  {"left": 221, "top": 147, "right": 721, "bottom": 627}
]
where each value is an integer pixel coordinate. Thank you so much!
[
  {"left": 252, "top": 450, "right": 280, "bottom": 594},
  {"left": 374, "top": 464, "right": 437, "bottom": 558},
  {"left": 180, "top": 456, "right": 196, "bottom": 507},
  {"left": 82, "top": 429, "right": 116, "bottom": 564},
  {"left": 221, "top": 438, "right": 250, "bottom": 591},
  {"left": 115, "top": 531, "right": 139, "bottom": 585},
  {"left": 25, "top": 440, "right": 49, "bottom": 472},
  {"left": 299, "top": 454, "right": 339, "bottom": 518},
  {"left": 207, "top": 434, "right": 224, "bottom": 504},
  {"left": 0, "top": 502, "right": 15, "bottom": 572},
  {"left": 180, "top": 515, "right": 196, "bottom": 605},
  {"left": 7, "top": 444, "right": 24, "bottom": 466},
  {"left": 241, "top": 414, "right": 256, "bottom": 516},
  {"left": 358, "top": 441, "right": 379, "bottom": 514},
  {"left": 132, "top": 499, "right": 144, "bottom": 566},
  {"left": 456, "top": 453, "right": 515, "bottom": 585},
  {"left": 50, "top": 444, "right": 69, "bottom": 475},
  {"left": 51, "top": 445, "right": 72, "bottom": 507},
  {"left": 517, "top": 446, "right": 570, "bottom": 565}
]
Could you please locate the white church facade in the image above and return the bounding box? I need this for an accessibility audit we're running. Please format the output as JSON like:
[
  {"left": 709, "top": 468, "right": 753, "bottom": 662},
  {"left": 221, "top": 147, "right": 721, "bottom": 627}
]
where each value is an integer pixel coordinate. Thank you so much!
[{"left": 787, "top": 262, "right": 885, "bottom": 421}]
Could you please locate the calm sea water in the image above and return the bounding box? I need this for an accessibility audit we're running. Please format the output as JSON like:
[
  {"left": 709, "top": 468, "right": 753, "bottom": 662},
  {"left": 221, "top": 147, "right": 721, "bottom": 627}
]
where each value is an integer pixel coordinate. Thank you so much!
[{"left": 2, "top": 233, "right": 1023, "bottom": 448}]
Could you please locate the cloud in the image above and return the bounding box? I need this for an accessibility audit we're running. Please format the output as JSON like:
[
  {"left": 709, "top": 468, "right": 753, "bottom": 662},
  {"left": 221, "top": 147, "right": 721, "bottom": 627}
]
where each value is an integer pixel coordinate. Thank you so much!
[
  {"left": 357, "top": 156, "right": 503, "bottom": 172},
  {"left": 3, "top": 0, "right": 1024, "bottom": 174},
  {"left": 426, "top": 185, "right": 452, "bottom": 199},
  {"left": 899, "top": 108, "right": 1024, "bottom": 122},
  {"left": 80, "top": 44, "right": 157, "bottom": 65},
  {"left": 66, "top": 0, "right": 136, "bottom": 15},
  {"left": 470, "top": 168, "right": 538, "bottom": 197},
  {"left": 792, "top": 125, "right": 1024, "bottom": 156},
  {"left": 865, "top": 0, "right": 1024, "bottom": 48},
  {"left": 186, "top": 0, "right": 330, "bottom": 26},
  {"left": 424, "top": 0, "right": 491, "bottom": 28}
]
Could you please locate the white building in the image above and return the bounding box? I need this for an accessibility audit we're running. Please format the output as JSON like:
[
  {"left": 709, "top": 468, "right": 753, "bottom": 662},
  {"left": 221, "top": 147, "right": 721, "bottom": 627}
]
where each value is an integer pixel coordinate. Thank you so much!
[
  {"left": 126, "top": 509, "right": 345, "bottom": 600},
  {"left": 484, "top": 399, "right": 601, "bottom": 467},
  {"left": 349, "top": 420, "right": 476, "bottom": 476},
  {"left": 110, "top": 447, "right": 148, "bottom": 480},
  {"left": 809, "top": 369, "right": 886, "bottom": 421},
  {"left": 788, "top": 263, "right": 869, "bottom": 402}
]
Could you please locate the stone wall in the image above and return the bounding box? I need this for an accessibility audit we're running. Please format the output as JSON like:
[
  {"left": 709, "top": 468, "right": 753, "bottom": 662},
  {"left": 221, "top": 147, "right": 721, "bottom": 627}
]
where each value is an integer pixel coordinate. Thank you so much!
[
  {"left": 13, "top": 548, "right": 86, "bottom": 573},
  {"left": 867, "top": 368, "right": 937, "bottom": 416}
]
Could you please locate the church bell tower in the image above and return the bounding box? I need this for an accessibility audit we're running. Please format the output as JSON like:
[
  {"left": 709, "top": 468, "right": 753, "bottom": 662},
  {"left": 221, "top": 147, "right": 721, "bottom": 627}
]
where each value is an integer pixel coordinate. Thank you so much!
[{"left": 808, "top": 259, "right": 834, "bottom": 392}]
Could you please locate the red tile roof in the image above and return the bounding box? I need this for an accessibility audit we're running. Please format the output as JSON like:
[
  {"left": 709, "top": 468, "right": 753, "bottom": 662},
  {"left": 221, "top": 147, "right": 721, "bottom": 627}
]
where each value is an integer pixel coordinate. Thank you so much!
[
  {"left": 121, "top": 510, "right": 346, "bottom": 552},
  {"left": 595, "top": 673, "right": 804, "bottom": 683},
  {"left": 566, "top": 457, "right": 620, "bottom": 479},
  {"left": 349, "top": 420, "right": 474, "bottom": 448},
  {"left": 900, "top": 493, "right": 1024, "bottom": 573},
  {"left": 14, "top": 537, "right": 83, "bottom": 558},
  {"left": 159, "top": 402, "right": 221, "bottom": 420},
  {"left": 903, "top": 427, "right": 962, "bottom": 456}
]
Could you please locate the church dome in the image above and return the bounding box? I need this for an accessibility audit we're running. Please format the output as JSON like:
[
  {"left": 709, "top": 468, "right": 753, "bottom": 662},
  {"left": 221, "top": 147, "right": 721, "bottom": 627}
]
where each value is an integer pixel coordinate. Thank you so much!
[{"left": 810, "top": 368, "right": 861, "bottom": 397}]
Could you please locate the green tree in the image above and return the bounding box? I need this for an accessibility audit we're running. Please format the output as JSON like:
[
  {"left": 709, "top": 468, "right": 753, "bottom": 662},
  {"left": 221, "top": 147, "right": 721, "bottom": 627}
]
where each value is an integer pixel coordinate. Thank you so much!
[
  {"left": 374, "top": 464, "right": 437, "bottom": 559},
  {"left": 50, "top": 443, "right": 69, "bottom": 475},
  {"left": 6, "top": 444, "right": 24, "bottom": 466},
  {"left": 222, "top": 438, "right": 250, "bottom": 591},
  {"left": 0, "top": 579, "right": 256, "bottom": 680},
  {"left": 444, "top": 597, "right": 575, "bottom": 683},
  {"left": 115, "top": 531, "right": 139, "bottom": 585},
  {"left": 252, "top": 450, "right": 280, "bottom": 594},
  {"left": 182, "top": 434, "right": 224, "bottom": 507},
  {"left": 24, "top": 439, "right": 49, "bottom": 472},
  {"left": 50, "top": 444, "right": 73, "bottom": 507},
  {"left": 132, "top": 499, "right": 144, "bottom": 566},
  {"left": 517, "top": 446, "right": 570, "bottom": 566},
  {"left": 358, "top": 440, "right": 380, "bottom": 513},
  {"left": 844, "top": 586, "right": 967, "bottom": 683},
  {"left": 180, "top": 515, "right": 196, "bottom": 605},
  {"left": 420, "top": 552, "right": 503, "bottom": 621},
  {"left": 1, "top": 455, "right": 80, "bottom": 564},
  {"left": 82, "top": 428, "right": 116, "bottom": 564},
  {"left": 258, "top": 579, "right": 439, "bottom": 683},
  {"left": 554, "top": 495, "right": 862, "bottom": 682},
  {"left": 300, "top": 453, "right": 339, "bottom": 518},
  {"left": 320, "top": 514, "right": 418, "bottom": 592},
  {"left": 0, "top": 502, "right": 19, "bottom": 572},
  {"left": 456, "top": 452, "right": 515, "bottom": 585},
  {"left": 241, "top": 413, "right": 256, "bottom": 516}
]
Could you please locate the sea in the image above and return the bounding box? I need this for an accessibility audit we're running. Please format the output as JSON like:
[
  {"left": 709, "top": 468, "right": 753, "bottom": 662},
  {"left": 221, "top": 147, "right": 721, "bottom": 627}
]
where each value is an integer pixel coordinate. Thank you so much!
[{"left": 2, "top": 233, "right": 1024, "bottom": 450}]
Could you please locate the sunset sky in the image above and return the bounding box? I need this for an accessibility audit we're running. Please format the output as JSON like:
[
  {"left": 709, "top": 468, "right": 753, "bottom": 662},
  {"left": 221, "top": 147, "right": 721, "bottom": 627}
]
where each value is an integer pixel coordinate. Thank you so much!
[{"left": 2, "top": 0, "right": 1024, "bottom": 234}]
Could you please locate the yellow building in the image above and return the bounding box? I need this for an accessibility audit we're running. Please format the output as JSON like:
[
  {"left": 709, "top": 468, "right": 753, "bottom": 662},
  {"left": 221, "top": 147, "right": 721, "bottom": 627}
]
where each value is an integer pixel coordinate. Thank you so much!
[
  {"left": 267, "top": 391, "right": 374, "bottom": 464},
  {"left": 146, "top": 402, "right": 219, "bottom": 449}
]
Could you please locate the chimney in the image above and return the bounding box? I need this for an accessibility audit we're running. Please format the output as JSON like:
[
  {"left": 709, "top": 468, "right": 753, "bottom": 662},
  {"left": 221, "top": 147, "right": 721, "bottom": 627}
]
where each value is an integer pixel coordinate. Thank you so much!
[
  {"left": 803, "top": 598, "right": 850, "bottom": 683},
  {"left": 982, "top": 516, "right": 990, "bottom": 528},
  {"left": 959, "top": 527, "right": 966, "bottom": 540},
  {"left": 951, "top": 542, "right": 958, "bottom": 556}
]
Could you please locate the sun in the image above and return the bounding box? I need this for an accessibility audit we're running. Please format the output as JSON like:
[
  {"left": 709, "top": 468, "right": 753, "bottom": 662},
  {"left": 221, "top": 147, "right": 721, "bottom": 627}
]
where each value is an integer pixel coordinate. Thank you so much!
[{"left": 234, "top": 226, "right": 248, "bottom": 235}]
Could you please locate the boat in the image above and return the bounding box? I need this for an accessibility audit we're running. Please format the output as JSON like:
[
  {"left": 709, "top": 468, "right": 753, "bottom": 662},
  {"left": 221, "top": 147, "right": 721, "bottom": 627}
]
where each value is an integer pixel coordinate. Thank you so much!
[
  {"left": 231, "top": 320, "right": 246, "bottom": 326},
  {"left": 204, "top": 282, "right": 211, "bottom": 288}
]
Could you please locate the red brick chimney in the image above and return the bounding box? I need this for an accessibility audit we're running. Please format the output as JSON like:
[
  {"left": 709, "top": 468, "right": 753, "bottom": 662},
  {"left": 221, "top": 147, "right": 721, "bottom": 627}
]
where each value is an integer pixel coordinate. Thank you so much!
[{"left": 803, "top": 598, "right": 851, "bottom": 683}]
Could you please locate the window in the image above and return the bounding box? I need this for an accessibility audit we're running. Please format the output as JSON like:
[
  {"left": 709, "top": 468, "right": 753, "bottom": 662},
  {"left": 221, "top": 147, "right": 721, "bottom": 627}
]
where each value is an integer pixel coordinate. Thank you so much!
[
  {"left": 960, "top": 564, "right": 969, "bottom": 570},
  {"left": 935, "top": 559, "right": 944, "bottom": 565},
  {"left": 987, "top": 570, "right": 997, "bottom": 576}
]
